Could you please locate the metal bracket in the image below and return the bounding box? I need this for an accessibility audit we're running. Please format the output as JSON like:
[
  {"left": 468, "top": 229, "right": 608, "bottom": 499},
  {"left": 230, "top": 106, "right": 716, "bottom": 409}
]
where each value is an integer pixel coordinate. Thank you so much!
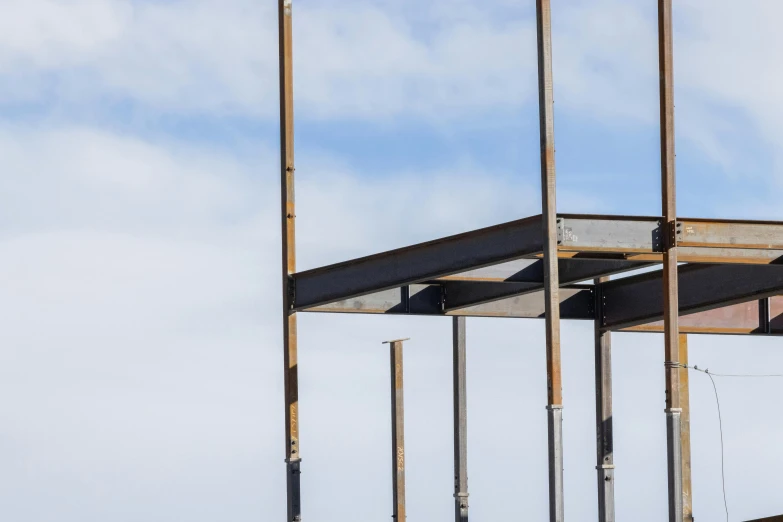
[
  {"left": 556, "top": 217, "right": 565, "bottom": 245},
  {"left": 287, "top": 276, "right": 296, "bottom": 309}
]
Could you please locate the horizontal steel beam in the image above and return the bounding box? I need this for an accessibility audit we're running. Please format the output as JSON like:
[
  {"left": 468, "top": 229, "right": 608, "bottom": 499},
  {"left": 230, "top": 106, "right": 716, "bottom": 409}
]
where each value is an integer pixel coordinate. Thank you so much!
[
  {"left": 294, "top": 214, "right": 783, "bottom": 310},
  {"left": 602, "top": 264, "right": 783, "bottom": 330},
  {"left": 443, "top": 258, "right": 650, "bottom": 310},
  {"left": 291, "top": 215, "right": 544, "bottom": 310},
  {"left": 304, "top": 284, "right": 595, "bottom": 320}
]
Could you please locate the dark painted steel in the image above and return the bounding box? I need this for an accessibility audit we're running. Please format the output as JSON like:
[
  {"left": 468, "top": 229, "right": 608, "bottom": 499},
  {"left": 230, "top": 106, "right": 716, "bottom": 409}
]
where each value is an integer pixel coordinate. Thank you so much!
[
  {"left": 453, "top": 318, "right": 469, "bottom": 522},
  {"left": 594, "top": 278, "right": 615, "bottom": 522},
  {"left": 443, "top": 259, "right": 651, "bottom": 311},
  {"left": 305, "top": 284, "right": 595, "bottom": 320},
  {"left": 291, "top": 216, "right": 543, "bottom": 309},
  {"left": 388, "top": 340, "right": 407, "bottom": 521},
  {"left": 602, "top": 264, "right": 783, "bottom": 330},
  {"left": 278, "top": 0, "right": 300, "bottom": 520}
]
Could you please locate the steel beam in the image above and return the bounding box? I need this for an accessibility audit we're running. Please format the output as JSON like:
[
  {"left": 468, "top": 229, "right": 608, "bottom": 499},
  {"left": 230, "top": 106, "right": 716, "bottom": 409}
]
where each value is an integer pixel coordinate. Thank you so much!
[
  {"left": 386, "top": 339, "right": 408, "bottom": 521},
  {"left": 679, "top": 335, "right": 693, "bottom": 522},
  {"left": 291, "top": 216, "right": 543, "bottom": 310},
  {"left": 278, "top": 0, "right": 300, "bottom": 520},
  {"left": 536, "top": 1, "right": 564, "bottom": 519},
  {"left": 602, "top": 264, "right": 783, "bottom": 330},
  {"left": 305, "top": 284, "right": 595, "bottom": 320},
  {"left": 594, "top": 278, "right": 615, "bottom": 522},
  {"left": 453, "top": 318, "right": 469, "bottom": 522},
  {"left": 443, "top": 259, "right": 650, "bottom": 311},
  {"left": 658, "top": 0, "right": 683, "bottom": 519}
]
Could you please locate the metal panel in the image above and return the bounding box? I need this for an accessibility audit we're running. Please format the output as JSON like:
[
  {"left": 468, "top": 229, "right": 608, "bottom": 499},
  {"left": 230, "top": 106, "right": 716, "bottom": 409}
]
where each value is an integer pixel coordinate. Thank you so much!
[
  {"left": 453, "top": 318, "right": 469, "bottom": 522},
  {"left": 594, "top": 278, "right": 615, "bottom": 522},
  {"left": 291, "top": 215, "right": 543, "bottom": 309},
  {"left": 602, "top": 264, "right": 783, "bottom": 330},
  {"left": 278, "top": 1, "right": 300, "bottom": 520}
]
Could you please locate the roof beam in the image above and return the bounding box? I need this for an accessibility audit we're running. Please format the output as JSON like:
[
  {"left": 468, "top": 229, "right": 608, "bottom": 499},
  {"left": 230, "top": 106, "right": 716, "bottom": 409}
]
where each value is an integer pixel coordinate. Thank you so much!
[{"left": 602, "top": 264, "right": 783, "bottom": 330}]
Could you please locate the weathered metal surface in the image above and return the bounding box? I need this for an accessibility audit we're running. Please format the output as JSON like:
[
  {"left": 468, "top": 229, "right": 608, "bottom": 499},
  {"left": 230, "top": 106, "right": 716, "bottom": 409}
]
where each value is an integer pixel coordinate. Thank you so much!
[
  {"left": 658, "top": 0, "right": 683, "bottom": 518},
  {"left": 437, "top": 258, "right": 648, "bottom": 284},
  {"left": 278, "top": 1, "right": 300, "bottom": 520},
  {"left": 602, "top": 264, "right": 783, "bottom": 330},
  {"left": 744, "top": 516, "right": 783, "bottom": 522},
  {"left": 388, "top": 340, "right": 406, "bottom": 521},
  {"left": 679, "top": 335, "right": 693, "bottom": 522},
  {"left": 443, "top": 259, "right": 651, "bottom": 311},
  {"left": 594, "top": 278, "right": 615, "bottom": 522},
  {"left": 305, "top": 285, "right": 595, "bottom": 320},
  {"left": 626, "top": 300, "right": 764, "bottom": 335},
  {"left": 558, "top": 215, "right": 664, "bottom": 253},
  {"left": 453, "top": 318, "right": 469, "bottom": 522},
  {"left": 291, "top": 215, "right": 544, "bottom": 309},
  {"left": 536, "top": 1, "right": 564, "bottom": 519},
  {"left": 678, "top": 219, "right": 783, "bottom": 250}
]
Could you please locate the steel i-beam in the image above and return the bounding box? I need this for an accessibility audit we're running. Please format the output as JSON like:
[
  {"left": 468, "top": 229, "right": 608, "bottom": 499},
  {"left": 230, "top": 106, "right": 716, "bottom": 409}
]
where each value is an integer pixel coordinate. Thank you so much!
[
  {"left": 278, "top": 0, "right": 300, "bottom": 520},
  {"left": 386, "top": 339, "right": 409, "bottom": 521},
  {"left": 658, "top": 1, "right": 683, "bottom": 520},
  {"left": 536, "top": 1, "right": 564, "bottom": 519},
  {"left": 594, "top": 278, "right": 615, "bottom": 521},
  {"left": 453, "top": 318, "right": 469, "bottom": 522}
]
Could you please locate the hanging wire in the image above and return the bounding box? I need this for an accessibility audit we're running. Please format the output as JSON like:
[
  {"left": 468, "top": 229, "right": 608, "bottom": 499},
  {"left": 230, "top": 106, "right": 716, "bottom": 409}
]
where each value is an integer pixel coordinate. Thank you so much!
[{"left": 672, "top": 362, "right": 783, "bottom": 522}]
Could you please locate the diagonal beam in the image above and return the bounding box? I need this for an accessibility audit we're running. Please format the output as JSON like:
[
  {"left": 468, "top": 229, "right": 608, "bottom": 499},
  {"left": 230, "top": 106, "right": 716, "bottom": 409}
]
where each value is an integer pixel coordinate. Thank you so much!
[
  {"left": 602, "top": 264, "right": 783, "bottom": 330},
  {"left": 291, "top": 215, "right": 543, "bottom": 310},
  {"left": 443, "top": 259, "right": 651, "bottom": 310}
]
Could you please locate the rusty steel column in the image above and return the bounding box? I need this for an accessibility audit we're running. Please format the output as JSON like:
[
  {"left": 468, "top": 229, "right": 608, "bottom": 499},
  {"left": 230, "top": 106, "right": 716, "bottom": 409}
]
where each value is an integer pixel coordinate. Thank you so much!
[
  {"left": 386, "top": 339, "right": 409, "bottom": 521},
  {"left": 658, "top": 1, "right": 683, "bottom": 521},
  {"left": 453, "top": 317, "right": 469, "bottom": 522},
  {"left": 278, "top": 0, "right": 300, "bottom": 520},
  {"left": 679, "top": 335, "right": 693, "bottom": 522},
  {"left": 594, "top": 278, "right": 615, "bottom": 522},
  {"left": 536, "top": 1, "right": 564, "bottom": 520}
]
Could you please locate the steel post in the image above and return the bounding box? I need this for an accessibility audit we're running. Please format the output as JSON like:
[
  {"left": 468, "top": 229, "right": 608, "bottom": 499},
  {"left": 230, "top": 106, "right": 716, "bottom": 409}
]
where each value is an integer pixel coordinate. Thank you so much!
[
  {"left": 594, "top": 278, "right": 615, "bottom": 522},
  {"left": 452, "top": 317, "right": 469, "bottom": 522},
  {"left": 387, "top": 339, "right": 408, "bottom": 521},
  {"left": 658, "top": 1, "right": 683, "bottom": 520},
  {"left": 679, "top": 335, "right": 693, "bottom": 522},
  {"left": 536, "top": 0, "right": 564, "bottom": 519},
  {"left": 278, "top": 0, "right": 300, "bottom": 520}
]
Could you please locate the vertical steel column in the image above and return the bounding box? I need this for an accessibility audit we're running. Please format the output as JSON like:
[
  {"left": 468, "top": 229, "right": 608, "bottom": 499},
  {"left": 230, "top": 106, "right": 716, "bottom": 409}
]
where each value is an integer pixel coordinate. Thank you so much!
[
  {"left": 279, "top": 1, "right": 300, "bottom": 520},
  {"left": 594, "top": 278, "right": 615, "bottom": 522},
  {"left": 387, "top": 339, "right": 409, "bottom": 521},
  {"left": 658, "top": 1, "right": 683, "bottom": 521},
  {"left": 679, "top": 335, "right": 693, "bottom": 522},
  {"left": 453, "top": 317, "right": 469, "bottom": 522},
  {"left": 536, "top": 1, "right": 564, "bottom": 520}
]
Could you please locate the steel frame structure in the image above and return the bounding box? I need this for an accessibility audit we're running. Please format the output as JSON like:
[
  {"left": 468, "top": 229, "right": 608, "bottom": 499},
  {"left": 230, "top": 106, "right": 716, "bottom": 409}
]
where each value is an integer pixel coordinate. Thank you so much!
[{"left": 278, "top": 1, "right": 782, "bottom": 521}]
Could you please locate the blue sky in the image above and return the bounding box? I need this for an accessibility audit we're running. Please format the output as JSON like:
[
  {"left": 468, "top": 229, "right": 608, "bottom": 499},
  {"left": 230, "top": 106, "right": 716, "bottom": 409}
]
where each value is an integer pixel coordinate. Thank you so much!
[{"left": 1, "top": 0, "right": 783, "bottom": 521}]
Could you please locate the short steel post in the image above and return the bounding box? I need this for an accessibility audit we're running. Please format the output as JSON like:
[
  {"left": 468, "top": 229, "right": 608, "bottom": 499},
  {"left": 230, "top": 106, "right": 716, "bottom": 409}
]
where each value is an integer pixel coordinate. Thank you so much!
[
  {"left": 453, "top": 317, "right": 469, "bottom": 522},
  {"left": 594, "top": 278, "right": 615, "bottom": 522},
  {"left": 386, "top": 339, "right": 409, "bottom": 521},
  {"left": 679, "top": 335, "right": 693, "bottom": 522}
]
